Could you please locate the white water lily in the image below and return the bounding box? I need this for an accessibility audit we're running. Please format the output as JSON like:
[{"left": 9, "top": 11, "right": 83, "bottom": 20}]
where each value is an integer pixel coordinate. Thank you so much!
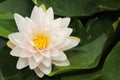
[{"left": 7, "top": 6, "right": 80, "bottom": 78}]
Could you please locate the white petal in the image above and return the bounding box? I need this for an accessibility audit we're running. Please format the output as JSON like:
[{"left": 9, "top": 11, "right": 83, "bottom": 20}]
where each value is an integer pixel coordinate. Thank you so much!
[
  {"left": 50, "top": 49, "right": 60, "bottom": 57},
  {"left": 28, "top": 57, "right": 39, "bottom": 69},
  {"left": 9, "top": 32, "right": 35, "bottom": 52},
  {"left": 38, "top": 63, "right": 51, "bottom": 75},
  {"left": 52, "top": 60, "right": 70, "bottom": 66},
  {"left": 14, "top": 13, "right": 25, "bottom": 32},
  {"left": 41, "top": 57, "right": 51, "bottom": 67},
  {"left": 34, "top": 67, "right": 44, "bottom": 78},
  {"left": 18, "top": 39, "right": 35, "bottom": 52},
  {"left": 20, "top": 49, "right": 32, "bottom": 58},
  {"left": 45, "top": 7, "right": 54, "bottom": 23},
  {"left": 10, "top": 46, "right": 21, "bottom": 57},
  {"left": 16, "top": 58, "right": 28, "bottom": 69},
  {"left": 11, "top": 46, "right": 32, "bottom": 58},
  {"left": 14, "top": 14, "right": 36, "bottom": 35},
  {"left": 31, "top": 6, "right": 44, "bottom": 23},
  {"left": 58, "top": 28, "right": 73, "bottom": 38},
  {"left": 33, "top": 53, "right": 43, "bottom": 62},
  {"left": 58, "top": 36, "right": 80, "bottom": 51},
  {"left": 7, "top": 41, "right": 15, "bottom": 49},
  {"left": 51, "top": 18, "right": 61, "bottom": 28},
  {"left": 24, "top": 17, "right": 36, "bottom": 38},
  {"left": 52, "top": 51, "right": 67, "bottom": 61},
  {"left": 51, "top": 28, "right": 73, "bottom": 46},
  {"left": 8, "top": 32, "right": 25, "bottom": 45},
  {"left": 46, "top": 18, "right": 61, "bottom": 37},
  {"left": 41, "top": 50, "right": 50, "bottom": 58},
  {"left": 61, "top": 18, "right": 70, "bottom": 28}
]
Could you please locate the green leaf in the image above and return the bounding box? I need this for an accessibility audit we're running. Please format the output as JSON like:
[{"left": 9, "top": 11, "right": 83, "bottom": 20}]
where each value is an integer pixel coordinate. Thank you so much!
[
  {"left": 86, "top": 18, "right": 113, "bottom": 40},
  {"left": 98, "top": 0, "right": 120, "bottom": 10},
  {"left": 0, "top": 46, "right": 19, "bottom": 79},
  {"left": 86, "top": 16, "right": 120, "bottom": 50},
  {"left": 0, "top": 44, "right": 39, "bottom": 80},
  {"left": 0, "top": 0, "right": 34, "bottom": 38},
  {"left": 49, "top": 15, "right": 120, "bottom": 76},
  {"left": 0, "top": 13, "right": 13, "bottom": 20},
  {"left": 0, "top": 38, "right": 6, "bottom": 51},
  {"left": 113, "top": 17, "right": 120, "bottom": 31},
  {"left": 49, "top": 34, "right": 107, "bottom": 76},
  {"left": 0, "top": 0, "right": 33, "bottom": 16},
  {"left": 60, "top": 17, "right": 120, "bottom": 80},
  {"left": 0, "top": 20, "right": 18, "bottom": 38},
  {"left": 69, "top": 19, "right": 90, "bottom": 45},
  {"left": 61, "top": 71, "right": 100, "bottom": 80},
  {"left": 101, "top": 42, "right": 120, "bottom": 80},
  {"left": 34, "top": 0, "right": 120, "bottom": 17}
]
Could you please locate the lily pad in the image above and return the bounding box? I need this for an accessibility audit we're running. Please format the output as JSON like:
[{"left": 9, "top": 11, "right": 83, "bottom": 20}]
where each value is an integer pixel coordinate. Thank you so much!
[
  {"left": 0, "top": 0, "right": 33, "bottom": 16},
  {"left": 101, "top": 35, "right": 120, "bottom": 79},
  {"left": 0, "top": 20, "right": 18, "bottom": 38},
  {"left": 60, "top": 17, "right": 120, "bottom": 80},
  {"left": 0, "top": 13, "right": 13, "bottom": 20},
  {"left": 0, "top": 0, "right": 33, "bottom": 38},
  {"left": 49, "top": 34, "right": 107, "bottom": 76},
  {"left": 61, "top": 71, "right": 100, "bottom": 80},
  {"left": 0, "top": 43, "right": 37, "bottom": 80},
  {"left": 49, "top": 16, "right": 120, "bottom": 76},
  {"left": 0, "top": 38, "right": 6, "bottom": 51},
  {"left": 33, "top": 0, "right": 120, "bottom": 17},
  {"left": 49, "top": 19, "right": 108, "bottom": 76}
]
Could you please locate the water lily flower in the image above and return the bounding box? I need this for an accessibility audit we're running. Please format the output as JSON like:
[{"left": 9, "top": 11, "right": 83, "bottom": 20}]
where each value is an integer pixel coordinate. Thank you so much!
[{"left": 7, "top": 6, "right": 80, "bottom": 78}]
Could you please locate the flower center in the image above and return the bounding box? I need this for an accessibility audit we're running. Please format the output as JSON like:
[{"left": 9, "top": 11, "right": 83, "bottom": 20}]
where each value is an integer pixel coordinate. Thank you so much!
[{"left": 33, "top": 33, "right": 50, "bottom": 50}]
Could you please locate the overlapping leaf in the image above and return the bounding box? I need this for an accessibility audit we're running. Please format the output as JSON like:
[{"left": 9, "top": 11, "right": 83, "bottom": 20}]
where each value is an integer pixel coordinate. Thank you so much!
[
  {"left": 0, "top": 0, "right": 33, "bottom": 38},
  {"left": 33, "top": 0, "right": 120, "bottom": 17},
  {"left": 100, "top": 42, "right": 120, "bottom": 80},
  {"left": 0, "top": 0, "right": 33, "bottom": 16},
  {"left": 49, "top": 16, "right": 120, "bottom": 76},
  {"left": 61, "top": 18, "right": 120, "bottom": 80}
]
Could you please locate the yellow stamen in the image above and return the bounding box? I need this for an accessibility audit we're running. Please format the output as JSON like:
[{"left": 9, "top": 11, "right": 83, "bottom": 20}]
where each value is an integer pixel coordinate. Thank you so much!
[{"left": 33, "top": 33, "right": 50, "bottom": 50}]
